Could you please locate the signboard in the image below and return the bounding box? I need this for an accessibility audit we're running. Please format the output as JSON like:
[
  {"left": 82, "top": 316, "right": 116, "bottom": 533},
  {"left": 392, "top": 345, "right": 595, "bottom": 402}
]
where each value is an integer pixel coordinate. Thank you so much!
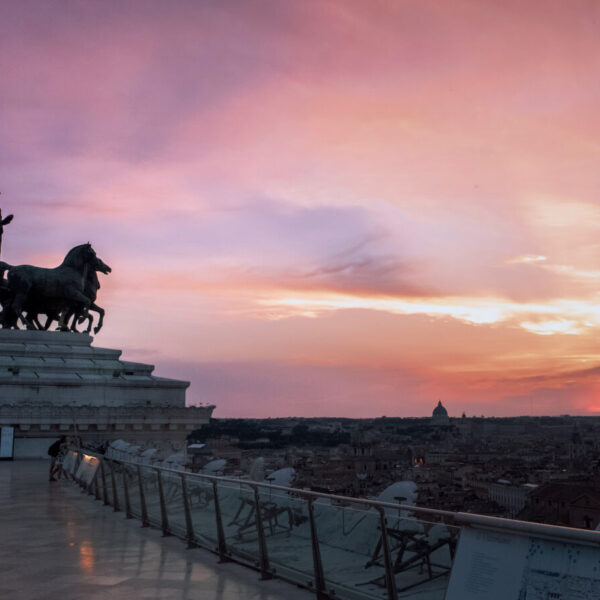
[
  {"left": 446, "top": 527, "right": 600, "bottom": 600},
  {"left": 0, "top": 426, "right": 14, "bottom": 459}
]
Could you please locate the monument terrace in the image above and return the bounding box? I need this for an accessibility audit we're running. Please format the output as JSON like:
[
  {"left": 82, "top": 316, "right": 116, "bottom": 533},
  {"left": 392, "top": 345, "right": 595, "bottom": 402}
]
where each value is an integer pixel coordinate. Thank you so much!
[{"left": 0, "top": 236, "right": 214, "bottom": 457}]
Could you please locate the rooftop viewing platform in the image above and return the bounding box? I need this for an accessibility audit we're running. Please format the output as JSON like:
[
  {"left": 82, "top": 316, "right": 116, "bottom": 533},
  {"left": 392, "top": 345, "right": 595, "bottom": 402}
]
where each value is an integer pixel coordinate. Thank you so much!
[
  {"left": 6, "top": 450, "right": 598, "bottom": 600},
  {"left": 0, "top": 461, "right": 312, "bottom": 600}
]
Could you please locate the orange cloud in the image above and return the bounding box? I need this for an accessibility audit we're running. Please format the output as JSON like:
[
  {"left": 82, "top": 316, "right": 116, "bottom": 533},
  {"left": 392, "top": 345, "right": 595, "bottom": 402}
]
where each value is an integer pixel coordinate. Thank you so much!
[{"left": 4, "top": 1, "right": 600, "bottom": 416}]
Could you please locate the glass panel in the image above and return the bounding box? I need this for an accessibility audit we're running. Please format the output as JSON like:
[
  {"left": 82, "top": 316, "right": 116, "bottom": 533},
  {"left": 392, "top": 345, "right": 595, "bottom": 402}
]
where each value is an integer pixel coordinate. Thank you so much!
[
  {"left": 383, "top": 514, "right": 459, "bottom": 599},
  {"left": 314, "top": 499, "right": 460, "bottom": 600},
  {"left": 217, "top": 481, "right": 261, "bottom": 567},
  {"left": 161, "top": 472, "right": 186, "bottom": 537},
  {"left": 74, "top": 451, "right": 83, "bottom": 476},
  {"left": 101, "top": 461, "right": 114, "bottom": 506},
  {"left": 123, "top": 464, "right": 142, "bottom": 518},
  {"left": 110, "top": 461, "right": 125, "bottom": 511},
  {"left": 63, "top": 451, "right": 78, "bottom": 477},
  {"left": 314, "top": 500, "right": 387, "bottom": 600},
  {"left": 257, "top": 486, "right": 314, "bottom": 586},
  {"left": 186, "top": 476, "right": 218, "bottom": 550},
  {"left": 139, "top": 466, "right": 162, "bottom": 527},
  {"left": 75, "top": 462, "right": 463, "bottom": 599}
]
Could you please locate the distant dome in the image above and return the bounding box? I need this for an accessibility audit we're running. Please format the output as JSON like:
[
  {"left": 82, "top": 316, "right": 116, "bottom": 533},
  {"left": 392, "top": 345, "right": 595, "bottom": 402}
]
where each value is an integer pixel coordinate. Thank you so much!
[
  {"left": 431, "top": 401, "right": 449, "bottom": 426},
  {"left": 432, "top": 401, "right": 448, "bottom": 417}
]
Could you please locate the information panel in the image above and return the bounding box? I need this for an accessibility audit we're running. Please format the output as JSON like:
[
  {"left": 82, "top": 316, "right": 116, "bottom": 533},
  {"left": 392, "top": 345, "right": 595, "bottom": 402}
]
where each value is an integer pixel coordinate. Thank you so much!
[
  {"left": 0, "top": 426, "right": 14, "bottom": 459},
  {"left": 446, "top": 527, "right": 600, "bottom": 600}
]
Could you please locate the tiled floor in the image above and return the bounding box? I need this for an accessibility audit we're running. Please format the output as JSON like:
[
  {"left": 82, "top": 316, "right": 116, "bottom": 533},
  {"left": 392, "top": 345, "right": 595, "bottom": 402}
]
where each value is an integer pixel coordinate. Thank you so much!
[{"left": 0, "top": 461, "right": 314, "bottom": 600}]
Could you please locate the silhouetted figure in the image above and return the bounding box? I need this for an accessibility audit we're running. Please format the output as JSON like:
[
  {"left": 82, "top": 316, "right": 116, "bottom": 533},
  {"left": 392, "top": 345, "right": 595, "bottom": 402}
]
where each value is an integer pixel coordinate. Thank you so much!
[
  {"left": 47, "top": 436, "right": 66, "bottom": 482},
  {"left": 0, "top": 209, "right": 14, "bottom": 258}
]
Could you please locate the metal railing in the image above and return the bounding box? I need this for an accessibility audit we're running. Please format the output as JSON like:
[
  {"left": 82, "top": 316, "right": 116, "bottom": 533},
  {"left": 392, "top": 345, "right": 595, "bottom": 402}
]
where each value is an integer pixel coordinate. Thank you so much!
[{"left": 64, "top": 449, "right": 600, "bottom": 600}]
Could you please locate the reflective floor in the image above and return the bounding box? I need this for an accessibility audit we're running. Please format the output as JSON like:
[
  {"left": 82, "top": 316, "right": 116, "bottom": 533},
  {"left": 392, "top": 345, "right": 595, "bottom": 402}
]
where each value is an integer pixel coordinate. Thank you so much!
[{"left": 0, "top": 461, "right": 314, "bottom": 600}]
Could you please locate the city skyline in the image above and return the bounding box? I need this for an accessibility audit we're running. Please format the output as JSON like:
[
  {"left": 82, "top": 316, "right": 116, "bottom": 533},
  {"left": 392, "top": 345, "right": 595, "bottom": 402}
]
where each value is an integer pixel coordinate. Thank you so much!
[{"left": 2, "top": 1, "right": 600, "bottom": 417}]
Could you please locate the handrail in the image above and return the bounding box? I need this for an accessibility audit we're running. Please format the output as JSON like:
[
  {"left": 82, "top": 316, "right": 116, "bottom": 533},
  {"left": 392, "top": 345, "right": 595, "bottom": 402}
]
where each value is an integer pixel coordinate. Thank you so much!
[
  {"left": 79, "top": 447, "right": 600, "bottom": 543},
  {"left": 80, "top": 448, "right": 456, "bottom": 517},
  {"left": 455, "top": 512, "right": 600, "bottom": 547},
  {"left": 69, "top": 447, "right": 600, "bottom": 600}
]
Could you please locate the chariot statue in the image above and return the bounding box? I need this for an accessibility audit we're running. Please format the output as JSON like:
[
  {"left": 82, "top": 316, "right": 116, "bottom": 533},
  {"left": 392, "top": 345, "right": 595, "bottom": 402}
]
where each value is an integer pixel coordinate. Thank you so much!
[{"left": 0, "top": 211, "right": 111, "bottom": 333}]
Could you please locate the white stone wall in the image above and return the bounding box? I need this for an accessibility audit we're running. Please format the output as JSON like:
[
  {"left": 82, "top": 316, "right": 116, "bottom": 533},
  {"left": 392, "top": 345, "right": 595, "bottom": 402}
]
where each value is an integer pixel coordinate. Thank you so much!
[
  {"left": 0, "top": 330, "right": 215, "bottom": 453},
  {"left": 0, "top": 329, "right": 189, "bottom": 408}
]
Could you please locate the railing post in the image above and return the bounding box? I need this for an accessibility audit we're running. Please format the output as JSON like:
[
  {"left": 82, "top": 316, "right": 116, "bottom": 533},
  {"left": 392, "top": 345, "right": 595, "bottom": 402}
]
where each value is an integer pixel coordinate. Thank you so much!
[
  {"left": 122, "top": 464, "right": 132, "bottom": 519},
  {"left": 156, "top": 468, "right": 171, "bottom": 536},
  {"left": 306, "top": 497, "right": 327, "bottom": 599},
  {"left": 252, "top": 484, "right": 272, "bottom": 580},
  {"left": 180, "top": 473, "right": 196, "bottom": 548},
  {"left": 109, "top": 460, "right": 120, "bottom": 512},
  {"left": 377, "top": 507, "right": 398, "bottom": 600},
  {"left": 74, "top": 452, "right": 82, "bottom": 484},
  {"left": 212, "top": 480, "right": 229, "bottom": 563},
  {"left": 100, "top": 459, "right": 109, "bottom": 506},
  {"left": 137, "top": 464, "right": 149, "bottom": 527},
  {"left": 93, "top": 470, "right": 101, "bottom": 500},
  {"left": 86, "top": 469, "right": 95, "bottom": 495}
]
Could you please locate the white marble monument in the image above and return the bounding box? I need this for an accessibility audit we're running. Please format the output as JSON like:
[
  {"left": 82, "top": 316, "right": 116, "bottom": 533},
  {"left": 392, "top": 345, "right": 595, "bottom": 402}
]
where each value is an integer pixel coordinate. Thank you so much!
[{"left": 0, "top": 329, "right": 214, "bottom": 457}]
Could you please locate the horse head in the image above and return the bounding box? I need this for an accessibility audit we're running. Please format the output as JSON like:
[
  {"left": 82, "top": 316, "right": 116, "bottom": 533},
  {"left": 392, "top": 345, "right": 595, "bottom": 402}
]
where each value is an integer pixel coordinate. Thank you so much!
[
  {"left": 63, "top": 243, "right": 97, "bottom": 270},
  {"left": 63, "top": 244, "right": 110, "bottom": 272},
  {"left": 87, "top": 255, "right": 111, "bottom": 294},
  {"left": 93, "top": 256, "right": 111, "bottom": 275}
]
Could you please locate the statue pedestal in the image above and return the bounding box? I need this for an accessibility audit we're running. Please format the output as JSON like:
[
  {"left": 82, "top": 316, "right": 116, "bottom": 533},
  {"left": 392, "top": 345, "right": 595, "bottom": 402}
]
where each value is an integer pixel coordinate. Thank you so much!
[{"left": 0, "top": 330, "right": 214, "bottom": 457}]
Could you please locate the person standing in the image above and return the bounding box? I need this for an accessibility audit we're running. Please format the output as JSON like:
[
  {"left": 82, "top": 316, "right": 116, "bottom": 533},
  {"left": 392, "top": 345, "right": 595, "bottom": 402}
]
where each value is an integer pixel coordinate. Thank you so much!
[
  {"left": 55, "top": 439, "right": 67, "bottom": 480},
  {"left": 47, "top": 436, "right": 66, "bottom": 482}
]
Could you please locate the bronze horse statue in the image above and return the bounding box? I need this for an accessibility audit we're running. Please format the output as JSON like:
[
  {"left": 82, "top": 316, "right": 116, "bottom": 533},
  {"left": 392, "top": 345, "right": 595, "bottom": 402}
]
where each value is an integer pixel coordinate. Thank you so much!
[
  {"left": 0, "top": 243, "right": 111, "bottom": 332},
  {"left": 21, "top": 258, "right": 110, "bottom": 333},
  {"left": 58, "top": 261, "right": 108, "bottom": 334}
]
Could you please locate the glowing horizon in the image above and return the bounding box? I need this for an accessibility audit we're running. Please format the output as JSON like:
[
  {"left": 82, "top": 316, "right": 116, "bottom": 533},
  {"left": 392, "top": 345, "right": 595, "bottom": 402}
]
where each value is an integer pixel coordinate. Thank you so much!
[{"left": 3, "top": 1, "right": 600, "bottom": 417}]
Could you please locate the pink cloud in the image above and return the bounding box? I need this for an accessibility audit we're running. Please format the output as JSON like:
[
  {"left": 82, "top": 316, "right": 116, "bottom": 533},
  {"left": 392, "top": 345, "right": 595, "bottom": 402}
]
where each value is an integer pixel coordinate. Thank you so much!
[{"left": 3, "top": 1, "right": 600, "bottom": 417}]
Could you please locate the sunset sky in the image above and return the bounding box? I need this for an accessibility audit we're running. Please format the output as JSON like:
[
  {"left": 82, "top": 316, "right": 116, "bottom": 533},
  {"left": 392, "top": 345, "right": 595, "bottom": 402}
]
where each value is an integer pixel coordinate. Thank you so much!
[{"left": 2, "top": 1, "right": 600, "bottom": 417}]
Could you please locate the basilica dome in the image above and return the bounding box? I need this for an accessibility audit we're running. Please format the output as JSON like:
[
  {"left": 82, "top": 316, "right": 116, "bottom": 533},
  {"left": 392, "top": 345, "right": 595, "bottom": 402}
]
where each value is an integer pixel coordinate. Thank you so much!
[{"left": 431, "top": 401, "right": 449, "bottom": 425}]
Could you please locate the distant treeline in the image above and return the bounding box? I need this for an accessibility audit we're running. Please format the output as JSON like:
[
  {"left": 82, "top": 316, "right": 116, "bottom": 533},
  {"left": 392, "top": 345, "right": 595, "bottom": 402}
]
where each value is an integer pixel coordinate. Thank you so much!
[{"left": 189, "top": 419, "right": 351, "bottom": 448}]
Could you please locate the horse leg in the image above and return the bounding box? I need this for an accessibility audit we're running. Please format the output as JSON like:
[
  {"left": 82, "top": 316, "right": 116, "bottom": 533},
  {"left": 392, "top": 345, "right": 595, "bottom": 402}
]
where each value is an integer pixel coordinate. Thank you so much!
[
  {"left": 16, "top": 306, "right": 38, "bottom": 330},
  {"left": 67, "top": 310, "right": 78, "bottom": 332},
  {"left": 30, "top": 312, "right": 52, "bottom": 330},
  {"left": 7, "top": 290, "right": 29, "bottom": 329},
  {"left": 74, "top": 308, "right": 86, "bottom": 332},
  {"left": 19, "top": 312, "right": 37, "bottom": 330},
  {"left": 57, "top": 310, "right": 73, "bottom": 332},
  {"left": 5, "top": 270, "right": 35, "bottom": 330},
  {"left": 69, "top": 310, "right": 81, "bottom": 332},
  {"left": 76, "top": 308, "right": 94, "bottom": 334},
  {"left": 90, "top": 303, "right": 104, "bottom": 334},
  {"left": 57, "top": 287, "right": 92, "bottom": 333},
  {"left": 42, "top": 314, "right": 54, "bottom": 331},
  {"left": 83, "top": 310, "right": 93, "bottom": 334},
  {"left": 31, "top": 313, "right": 44, "bottom": 330}
]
